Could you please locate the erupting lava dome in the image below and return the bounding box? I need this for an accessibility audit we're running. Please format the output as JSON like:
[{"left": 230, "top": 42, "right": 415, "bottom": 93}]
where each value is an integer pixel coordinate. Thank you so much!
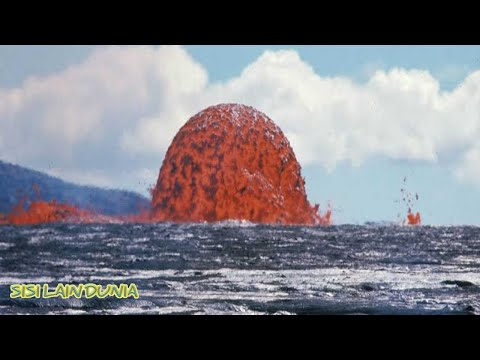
[{"left": 151, "top": 104, "right": 325, "bottom": 225}]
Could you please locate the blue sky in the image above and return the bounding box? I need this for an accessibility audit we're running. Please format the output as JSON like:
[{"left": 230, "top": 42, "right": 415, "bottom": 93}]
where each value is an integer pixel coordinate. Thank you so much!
[{"left": 1, "top": 45, "right": 480, "bottom": 225}]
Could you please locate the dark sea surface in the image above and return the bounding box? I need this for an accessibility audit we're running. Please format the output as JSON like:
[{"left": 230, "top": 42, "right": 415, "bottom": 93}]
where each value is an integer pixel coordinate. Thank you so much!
[{"left": 0, "top": 222, "right": 479, "bottom": 315}]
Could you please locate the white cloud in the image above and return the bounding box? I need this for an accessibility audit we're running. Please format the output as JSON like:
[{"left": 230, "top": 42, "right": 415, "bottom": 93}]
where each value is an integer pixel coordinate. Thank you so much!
[
  {"left": 0, "top": 45, "right": 207, "bottom": 161},
  {"left": 1, "top": 46, "right": 480, "bottom": 191}
]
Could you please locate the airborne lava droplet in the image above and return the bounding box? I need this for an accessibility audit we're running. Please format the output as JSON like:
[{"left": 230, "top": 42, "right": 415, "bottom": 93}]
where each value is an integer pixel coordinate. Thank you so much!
[{"left": 151, "top": 104, "right": 330, "bottom": 225}]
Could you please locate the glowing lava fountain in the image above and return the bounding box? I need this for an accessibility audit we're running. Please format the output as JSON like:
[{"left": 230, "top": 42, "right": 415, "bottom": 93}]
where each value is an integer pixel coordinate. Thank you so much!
[
  {"left": 407, "top": 208, "right": 421, "bottom": 225},
  {"left": 151, "top": 104, "right": 330, "bottom": 225}
]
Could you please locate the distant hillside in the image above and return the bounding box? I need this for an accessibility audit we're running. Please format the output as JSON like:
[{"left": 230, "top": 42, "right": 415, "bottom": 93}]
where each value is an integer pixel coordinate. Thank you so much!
[{"left": 0, "top": 160, "right": 150, "bottom": 215}]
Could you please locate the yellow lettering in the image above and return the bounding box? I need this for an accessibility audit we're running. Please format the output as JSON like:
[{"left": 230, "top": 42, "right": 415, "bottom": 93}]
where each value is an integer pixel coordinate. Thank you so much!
[
  {"left": 10, "top": 283, "right": 140, "bottom": 299},
  {"left": 43, "top": 284, "right": 57, "bottom": 298},
  {"left": 10, "top": 284, "right": 22, "bottom": 299},
  {"left": 97, "top": 285, "right": 110, "bottom": 298},
  {"left": 127, "top": 284, "right": 139, "bottom": 299},
  {"left": 67, "top": 284, "right": 84, "bottom": 298},
  {"left": 84, "top": 284, "right": 98, "bottom": 298},
  {"left": 110, "top": 285, "right": 123, "bottom": 298},
  {"left": 24, "top": 284, "right": 37, "bottom": 298},
  {"left": 55, "top": 284, "right": 67, "bottom": 299}
]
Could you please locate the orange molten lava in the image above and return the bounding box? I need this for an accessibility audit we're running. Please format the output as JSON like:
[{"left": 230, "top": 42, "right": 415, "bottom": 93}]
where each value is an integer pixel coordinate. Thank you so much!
[
  {"left": 407, "top": 208, "right": 421, "bottom": 225},
  {"left": 1, "top": 184, "right": 86, "bottom": 224},
  {"left": 151, "top": 104, "right": 329, "bottom": 225},
  {"left": 0, "top": 184, "right": 140, "bottom": 225},
  {"left": 5, "top": 196, "right": 88, "bottom": 225},
  {"left": 400, "top": 178, "right": 422, "bottom": 225}
]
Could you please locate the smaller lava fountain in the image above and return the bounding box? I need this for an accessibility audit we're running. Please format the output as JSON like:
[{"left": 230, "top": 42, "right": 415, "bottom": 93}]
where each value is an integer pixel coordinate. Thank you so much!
[
  {"left": 2, "top": 184, "right": 105, "bottom": 225},
  {"left": 5, "top": 197, "right": 86, "bottom": 225},
  {"left": 400, "top": 177, "right": 421, "bottom": 226},
  {"left": 407, "top": 208, "right": 421, "bottom": 225},
  {"left": 0, "top": 184, "right": 149, "bottom": 225}
]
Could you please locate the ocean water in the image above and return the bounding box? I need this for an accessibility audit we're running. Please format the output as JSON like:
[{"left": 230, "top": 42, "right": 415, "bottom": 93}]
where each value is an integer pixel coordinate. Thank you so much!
[{"left": 0, "top": 222, "right": 479, "bottom": 315}]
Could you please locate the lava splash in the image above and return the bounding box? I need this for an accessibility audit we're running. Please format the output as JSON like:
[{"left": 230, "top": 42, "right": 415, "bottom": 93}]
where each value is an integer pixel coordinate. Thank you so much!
[
  {"left": 400, "top": 177, "right": 421, "bottom": 226},
  {"left": 151, "top": 104, "right": 329, "bottom": 225},
  {"left": 407, "top": 208, "right": 421, "bottom": 225}
]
